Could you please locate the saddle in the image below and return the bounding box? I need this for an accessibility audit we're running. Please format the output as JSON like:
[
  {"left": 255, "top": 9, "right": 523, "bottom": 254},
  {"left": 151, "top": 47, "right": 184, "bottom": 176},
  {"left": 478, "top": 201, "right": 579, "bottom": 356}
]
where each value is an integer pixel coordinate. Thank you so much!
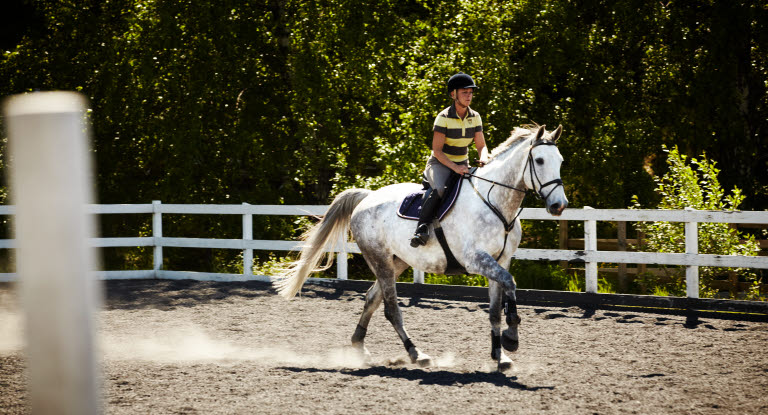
[
  {"left": 397, "top": 172, "right": 464, "bottom": 221},
  {"left": 397, "top": 170, "right": 473, "bottom": 275}
]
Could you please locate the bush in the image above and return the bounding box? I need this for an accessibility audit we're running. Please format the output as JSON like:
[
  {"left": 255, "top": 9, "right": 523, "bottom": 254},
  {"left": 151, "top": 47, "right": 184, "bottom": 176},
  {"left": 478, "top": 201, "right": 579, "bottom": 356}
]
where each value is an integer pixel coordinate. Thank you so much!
[
  {"left": 512, "top": 261, "right": 572, "bottom": 290},
  {"left": 630, "top": 145, "right": 761, "bottom": 299}
]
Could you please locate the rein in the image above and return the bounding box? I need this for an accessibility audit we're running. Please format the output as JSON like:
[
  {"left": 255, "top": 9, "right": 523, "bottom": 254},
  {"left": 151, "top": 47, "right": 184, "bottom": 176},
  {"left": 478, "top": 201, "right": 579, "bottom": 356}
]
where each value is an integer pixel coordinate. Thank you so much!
[{"left": 463, "top": 138, "right": 563, "bottom": 260}]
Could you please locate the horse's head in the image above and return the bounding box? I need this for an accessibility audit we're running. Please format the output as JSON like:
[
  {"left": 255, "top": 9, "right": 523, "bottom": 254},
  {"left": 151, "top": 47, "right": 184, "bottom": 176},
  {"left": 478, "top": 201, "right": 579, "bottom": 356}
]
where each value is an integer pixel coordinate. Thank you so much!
[{"left": 525, "top": 125, "right": 568, "bottom": 216}]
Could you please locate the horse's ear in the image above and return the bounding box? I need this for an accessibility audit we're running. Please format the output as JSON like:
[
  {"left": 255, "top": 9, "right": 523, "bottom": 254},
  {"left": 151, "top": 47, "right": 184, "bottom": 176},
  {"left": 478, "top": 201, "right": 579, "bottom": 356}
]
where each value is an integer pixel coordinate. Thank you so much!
[
  {"left": 552, "top": 124, "right": 563, "bottom": 143},
  {"left": 535, "top": 125, "right": 545, "bottom": 141}
]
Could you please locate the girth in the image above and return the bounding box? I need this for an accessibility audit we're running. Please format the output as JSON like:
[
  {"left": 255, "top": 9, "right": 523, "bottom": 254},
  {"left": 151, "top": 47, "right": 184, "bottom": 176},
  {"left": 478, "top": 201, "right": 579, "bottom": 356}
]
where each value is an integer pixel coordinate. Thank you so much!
[{"left": 431, "top": 220, "right": 467, "bottom": 275}]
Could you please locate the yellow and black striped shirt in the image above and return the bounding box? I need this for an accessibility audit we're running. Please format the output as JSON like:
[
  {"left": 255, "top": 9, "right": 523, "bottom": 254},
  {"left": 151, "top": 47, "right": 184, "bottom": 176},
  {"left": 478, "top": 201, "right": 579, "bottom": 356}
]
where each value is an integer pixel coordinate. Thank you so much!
[{"left": 432, "top": 104, "right": 483, "bottom": 162}]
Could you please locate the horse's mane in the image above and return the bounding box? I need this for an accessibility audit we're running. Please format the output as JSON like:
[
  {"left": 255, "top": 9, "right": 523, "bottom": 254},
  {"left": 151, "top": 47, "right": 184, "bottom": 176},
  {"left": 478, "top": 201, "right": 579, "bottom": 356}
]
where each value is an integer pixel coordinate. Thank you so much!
[{"left": 487, "top": 124, "right": 542, "bottom": 163}]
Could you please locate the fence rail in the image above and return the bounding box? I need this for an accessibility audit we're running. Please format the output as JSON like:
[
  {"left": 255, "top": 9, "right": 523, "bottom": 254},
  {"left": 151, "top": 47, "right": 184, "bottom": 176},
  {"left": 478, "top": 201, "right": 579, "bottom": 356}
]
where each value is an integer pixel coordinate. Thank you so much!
[{"left": 1, "top": 202, "right": 767, "bottom": 299}]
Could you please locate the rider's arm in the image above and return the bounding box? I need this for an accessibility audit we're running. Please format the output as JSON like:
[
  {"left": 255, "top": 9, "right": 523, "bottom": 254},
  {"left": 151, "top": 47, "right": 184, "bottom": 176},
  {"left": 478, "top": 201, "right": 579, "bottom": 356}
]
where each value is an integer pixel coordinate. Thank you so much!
[
  {"left": 474, "top": 131, "right": 489, "bottom": 166},
  {"left": 432, "top": 131, "right": 469, "bottom": 175}
]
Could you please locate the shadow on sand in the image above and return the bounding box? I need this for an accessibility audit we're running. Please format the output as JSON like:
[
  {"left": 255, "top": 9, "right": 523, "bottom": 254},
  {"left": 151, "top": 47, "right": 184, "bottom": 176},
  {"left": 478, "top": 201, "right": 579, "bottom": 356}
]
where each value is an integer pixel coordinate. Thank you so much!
[{"left": 279, "top": 366, "right": 555, "bottom": 391}]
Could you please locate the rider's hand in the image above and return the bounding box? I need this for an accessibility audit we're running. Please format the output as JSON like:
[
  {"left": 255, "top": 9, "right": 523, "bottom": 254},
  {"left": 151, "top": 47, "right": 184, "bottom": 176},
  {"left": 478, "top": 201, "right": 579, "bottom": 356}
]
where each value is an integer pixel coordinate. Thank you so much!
[{"left": 454, "top": 164, "right": 470, "bottom": 175}]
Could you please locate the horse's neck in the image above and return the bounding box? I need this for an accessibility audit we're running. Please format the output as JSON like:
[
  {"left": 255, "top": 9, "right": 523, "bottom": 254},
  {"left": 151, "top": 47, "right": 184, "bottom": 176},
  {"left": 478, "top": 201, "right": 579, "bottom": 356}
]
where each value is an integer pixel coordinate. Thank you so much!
[{"left": 473, "top": 143, "right": 529, "bottom": 215}]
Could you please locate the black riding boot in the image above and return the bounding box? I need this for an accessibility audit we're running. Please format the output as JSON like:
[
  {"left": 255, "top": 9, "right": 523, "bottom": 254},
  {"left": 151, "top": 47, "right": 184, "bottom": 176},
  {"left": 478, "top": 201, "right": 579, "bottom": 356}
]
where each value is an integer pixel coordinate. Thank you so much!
[{"left": 410, "top": 189, "right": 441, "bottom": 247}]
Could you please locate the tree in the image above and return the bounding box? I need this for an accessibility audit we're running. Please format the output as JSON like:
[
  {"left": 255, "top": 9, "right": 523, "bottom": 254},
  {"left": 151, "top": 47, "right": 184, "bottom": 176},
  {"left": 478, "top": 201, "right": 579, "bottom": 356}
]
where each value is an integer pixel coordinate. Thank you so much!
[{"left": 1, "top": 0, "right": 765, "bottom": 274}]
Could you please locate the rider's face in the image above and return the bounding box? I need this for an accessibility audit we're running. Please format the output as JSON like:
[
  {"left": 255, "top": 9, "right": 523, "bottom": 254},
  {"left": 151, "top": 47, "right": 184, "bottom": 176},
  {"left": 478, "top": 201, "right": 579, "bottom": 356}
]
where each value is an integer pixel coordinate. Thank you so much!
[{"left": 453, "top": 88, "right": 474, "bottom": 107}]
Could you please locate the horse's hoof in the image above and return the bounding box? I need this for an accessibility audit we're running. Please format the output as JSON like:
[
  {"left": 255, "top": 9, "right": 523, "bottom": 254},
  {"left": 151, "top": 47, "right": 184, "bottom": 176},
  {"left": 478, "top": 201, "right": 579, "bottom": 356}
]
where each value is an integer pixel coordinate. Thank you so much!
[
  {"left": 497, "top": 359, "right": 513, "bottom": 372},
  {"left": 349, "top": 342, "right": 372, "bottom": 361},
  {"left": 492, "top": 348, "right": 514, "bottom": 372},
  {"left": 416, "top": 356, "right": 434, "bottom": 367},
  {"left": 501, "top": 331, "right": 519, "bottom": 352},
  {"left": 409, "top": 348, "right": 434, "bottom": 367},
  {"left": 416, "top": 357, "right": 434, "bottom": 367}
]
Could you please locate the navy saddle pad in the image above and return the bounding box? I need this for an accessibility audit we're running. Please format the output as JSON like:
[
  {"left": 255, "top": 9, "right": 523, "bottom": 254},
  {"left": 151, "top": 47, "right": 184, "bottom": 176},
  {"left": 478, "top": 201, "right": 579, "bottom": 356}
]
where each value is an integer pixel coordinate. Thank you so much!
[{"left": 397, "top": 173, "right": 464, "bottom": 221}]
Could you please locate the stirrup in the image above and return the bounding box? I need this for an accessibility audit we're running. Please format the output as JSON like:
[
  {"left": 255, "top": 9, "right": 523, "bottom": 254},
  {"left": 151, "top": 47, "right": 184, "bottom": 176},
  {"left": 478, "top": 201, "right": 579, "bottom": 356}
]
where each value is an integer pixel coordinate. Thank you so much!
[{"left": 410, "top": 224, "right": 429, "bottom": 247}]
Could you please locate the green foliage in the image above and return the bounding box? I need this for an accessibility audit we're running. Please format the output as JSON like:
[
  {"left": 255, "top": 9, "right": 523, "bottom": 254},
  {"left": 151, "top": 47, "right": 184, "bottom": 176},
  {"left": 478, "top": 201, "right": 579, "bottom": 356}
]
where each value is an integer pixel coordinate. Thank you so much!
[
  {"left": 424, "top": 273, "right": 488, "bottom": 287},
  {"left": 634, "top": 271, "right": 686, "bottom": 298},
  {"left": 252, "top": 253, "right": 293, "bottom": 276},
  {"left": 509, "top": 261, "right": 616, "bottom": 293},
  {"left": 513, "top": 261, "right": 571, "bottom": 290},
  {"left": 630, "top": 145, "right": 761, "bottom": 298}
]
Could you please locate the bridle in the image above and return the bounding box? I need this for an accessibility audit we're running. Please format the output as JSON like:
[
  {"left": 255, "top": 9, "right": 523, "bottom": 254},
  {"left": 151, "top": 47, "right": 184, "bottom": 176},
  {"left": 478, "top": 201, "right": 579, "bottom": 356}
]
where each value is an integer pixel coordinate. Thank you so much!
[
  {"left": 525, "top": 140, "right": 564, "bottom": 201},
  {"left": 463, "top": 138, "right": 563, "bottom": 259},
  {"left": 465, "top": 139, "right": 563, "bottom": 200}
]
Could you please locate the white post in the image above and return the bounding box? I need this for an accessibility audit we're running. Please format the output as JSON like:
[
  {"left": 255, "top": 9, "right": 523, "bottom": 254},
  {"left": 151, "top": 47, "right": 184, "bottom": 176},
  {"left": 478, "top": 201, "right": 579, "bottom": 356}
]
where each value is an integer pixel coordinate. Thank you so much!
[
  {"left": 152, "top": 200, "right": 162, "bottom": 276},
  {"left": 413, "top": 269, "right": 425, "bottom": 284},
  {"left": 337, "top": 232, "right": 348, "bottom": 280},
  {"left": 242, "top": 202, "right": 253, "bottom": 276},
  {"left": 4, "top": 91, "right": 101, "bottom": 414},
  {"left": 584, "top": 206, "right": 598, "bottom": 293},
  {"left": 685, "top": 207, "right": 699, "bottom": 298}
]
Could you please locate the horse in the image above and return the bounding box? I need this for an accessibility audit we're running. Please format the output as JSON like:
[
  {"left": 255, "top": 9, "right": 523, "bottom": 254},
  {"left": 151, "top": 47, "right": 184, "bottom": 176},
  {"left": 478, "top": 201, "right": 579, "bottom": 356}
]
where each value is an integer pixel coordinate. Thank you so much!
[{"left": 274, "top": 124, "right": 567, "bottom": 371}]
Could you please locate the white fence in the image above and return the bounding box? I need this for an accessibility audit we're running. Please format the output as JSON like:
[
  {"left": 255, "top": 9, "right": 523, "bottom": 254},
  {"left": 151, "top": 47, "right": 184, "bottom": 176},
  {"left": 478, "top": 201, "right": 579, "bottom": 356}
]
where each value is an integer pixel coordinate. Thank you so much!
[{"left": 1, "top": 202, "right": 766, "bottom": 298}]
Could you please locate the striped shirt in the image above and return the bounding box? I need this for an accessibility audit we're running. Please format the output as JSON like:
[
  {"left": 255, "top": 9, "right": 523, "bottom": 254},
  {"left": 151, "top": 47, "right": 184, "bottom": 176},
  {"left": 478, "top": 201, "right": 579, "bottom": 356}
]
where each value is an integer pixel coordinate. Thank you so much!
[{"left": 432, "top": 104, "right": 483, "bottom": 162}]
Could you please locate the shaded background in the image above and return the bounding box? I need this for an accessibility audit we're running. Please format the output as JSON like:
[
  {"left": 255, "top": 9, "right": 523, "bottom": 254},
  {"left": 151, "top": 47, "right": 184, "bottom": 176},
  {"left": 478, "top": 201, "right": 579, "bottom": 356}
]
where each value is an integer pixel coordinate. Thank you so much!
[{"left": 1, "top": 0, "right": 765, "bottom": 277}]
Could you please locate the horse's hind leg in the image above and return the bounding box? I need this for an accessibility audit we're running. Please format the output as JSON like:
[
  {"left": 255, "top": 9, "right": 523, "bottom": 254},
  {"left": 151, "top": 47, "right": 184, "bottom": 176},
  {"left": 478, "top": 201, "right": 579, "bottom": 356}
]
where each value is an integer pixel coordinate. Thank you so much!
[
  {"left": 379, "top": 276, "right": 433, "bottom": 367},
  {"left": 350, "top": 280, "right": 383, "bottom": 358},
  {"left": 489, "top": 281, "right": 514, "bottom": 371}
]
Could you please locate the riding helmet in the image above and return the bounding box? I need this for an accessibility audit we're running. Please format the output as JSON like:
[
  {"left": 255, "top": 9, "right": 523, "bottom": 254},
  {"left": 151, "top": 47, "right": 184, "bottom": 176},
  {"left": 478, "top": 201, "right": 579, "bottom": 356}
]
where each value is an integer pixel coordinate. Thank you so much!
[{"left": 447, "top": 72, "right": 479, "bottom": 93}]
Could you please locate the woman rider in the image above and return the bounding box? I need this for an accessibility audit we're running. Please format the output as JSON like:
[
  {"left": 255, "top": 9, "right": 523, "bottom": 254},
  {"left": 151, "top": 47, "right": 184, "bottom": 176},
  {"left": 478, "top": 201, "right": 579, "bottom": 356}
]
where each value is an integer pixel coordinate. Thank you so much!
[{"left": 410, "top": 72, "right": 490, "bottom": 247}]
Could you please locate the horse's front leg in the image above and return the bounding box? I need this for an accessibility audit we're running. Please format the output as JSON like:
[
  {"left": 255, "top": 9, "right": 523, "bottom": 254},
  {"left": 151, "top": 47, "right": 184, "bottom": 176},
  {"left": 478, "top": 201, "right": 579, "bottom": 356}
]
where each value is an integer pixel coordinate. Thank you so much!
[{"left": 467, "top": 252, "right": 522, "bottom": 355}]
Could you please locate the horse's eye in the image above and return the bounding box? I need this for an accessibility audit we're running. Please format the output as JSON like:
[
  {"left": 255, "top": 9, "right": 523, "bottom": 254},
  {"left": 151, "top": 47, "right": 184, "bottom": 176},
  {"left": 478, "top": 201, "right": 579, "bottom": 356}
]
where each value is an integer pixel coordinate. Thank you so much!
[{"left": 535, "top": 158, "right": 544, "bottom": 165}]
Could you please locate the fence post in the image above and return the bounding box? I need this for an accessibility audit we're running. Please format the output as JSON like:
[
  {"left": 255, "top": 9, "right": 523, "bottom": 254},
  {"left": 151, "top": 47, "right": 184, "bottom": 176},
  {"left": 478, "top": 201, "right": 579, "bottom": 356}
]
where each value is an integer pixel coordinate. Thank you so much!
[
  {"left": 637, "top": 230, "right": 647, "bottom": 275},
  {"left": 685, "top": 207, "right": 699, "bottom": 298},
  {"left": 5, "top": 91, "right": 101, "bottom": 415},
  {"left": 242, "top": 202, "right": 253, "bottom": 276},
  {"left": 337, "top": 232, "right": 348, "bottom": 280},
  {"left": 413, "top": 269, "right": 425, "bottom": 284},
  {"left": 558, "top": 220, "right": 568, "bottom": 271},
  {"left": 617, "top": 221, "right": 628, "bottom": 291},
  {"left": 584, "top": 206, "right": 598, "bottom": 293},
  {"left": 152, "top": 200, "right": 162, "bottom": 277}
]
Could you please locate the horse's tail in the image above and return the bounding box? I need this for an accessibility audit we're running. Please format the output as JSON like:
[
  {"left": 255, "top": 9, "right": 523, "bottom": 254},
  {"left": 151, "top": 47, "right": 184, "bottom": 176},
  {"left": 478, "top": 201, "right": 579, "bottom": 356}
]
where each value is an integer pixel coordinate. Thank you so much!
[{"left": 273, "top": 188, "right": 372, "bottom": 299}]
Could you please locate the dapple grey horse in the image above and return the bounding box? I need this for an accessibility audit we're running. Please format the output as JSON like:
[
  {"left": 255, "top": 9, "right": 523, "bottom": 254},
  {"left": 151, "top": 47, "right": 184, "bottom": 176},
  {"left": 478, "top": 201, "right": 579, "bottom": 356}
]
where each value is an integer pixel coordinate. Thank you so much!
[{"left": 275, "top": 125, "right": 567, "bottom": 371}]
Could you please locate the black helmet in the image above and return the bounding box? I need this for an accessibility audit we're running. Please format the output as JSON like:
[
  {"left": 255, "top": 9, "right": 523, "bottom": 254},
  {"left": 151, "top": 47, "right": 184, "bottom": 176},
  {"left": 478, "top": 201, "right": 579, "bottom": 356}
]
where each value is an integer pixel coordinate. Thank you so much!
[{"left": 447, "top": 72, "right": 479, "bottom": 93}]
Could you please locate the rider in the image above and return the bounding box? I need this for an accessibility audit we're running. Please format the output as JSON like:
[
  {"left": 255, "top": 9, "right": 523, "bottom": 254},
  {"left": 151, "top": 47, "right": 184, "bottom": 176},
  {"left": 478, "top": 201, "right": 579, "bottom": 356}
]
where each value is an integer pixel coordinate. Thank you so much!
[{"left": 410, "top": 72, "right": 490, "bottom": 248}]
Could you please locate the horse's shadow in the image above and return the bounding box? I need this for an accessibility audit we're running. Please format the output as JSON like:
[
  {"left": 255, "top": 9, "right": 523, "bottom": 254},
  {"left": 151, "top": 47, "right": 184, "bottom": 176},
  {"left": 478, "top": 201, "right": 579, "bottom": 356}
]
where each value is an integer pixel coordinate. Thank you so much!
[{"left": 278, "top": 366, "right": 555, "bottom": 391}]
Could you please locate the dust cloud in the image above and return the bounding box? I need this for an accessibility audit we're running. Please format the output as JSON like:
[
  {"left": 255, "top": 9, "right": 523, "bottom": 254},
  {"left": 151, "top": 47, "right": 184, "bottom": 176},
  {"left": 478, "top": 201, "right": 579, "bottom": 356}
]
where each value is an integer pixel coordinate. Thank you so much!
[
  {"left": 100, "top": 322, "right": 459, "bottom": 369},
  {"left": 100, "top": 322, "right": 370, "bottom": 368},
  {"left": 1, "top": 307, "right": 458, "bottom": 370}
]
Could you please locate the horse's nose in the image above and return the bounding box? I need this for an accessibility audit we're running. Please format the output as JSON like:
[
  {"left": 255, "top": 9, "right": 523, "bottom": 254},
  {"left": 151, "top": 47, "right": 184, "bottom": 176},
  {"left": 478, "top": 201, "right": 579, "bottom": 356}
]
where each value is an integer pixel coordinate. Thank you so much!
[{"left": 549, "top": 201, "right": 566, "bottom": 216}]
